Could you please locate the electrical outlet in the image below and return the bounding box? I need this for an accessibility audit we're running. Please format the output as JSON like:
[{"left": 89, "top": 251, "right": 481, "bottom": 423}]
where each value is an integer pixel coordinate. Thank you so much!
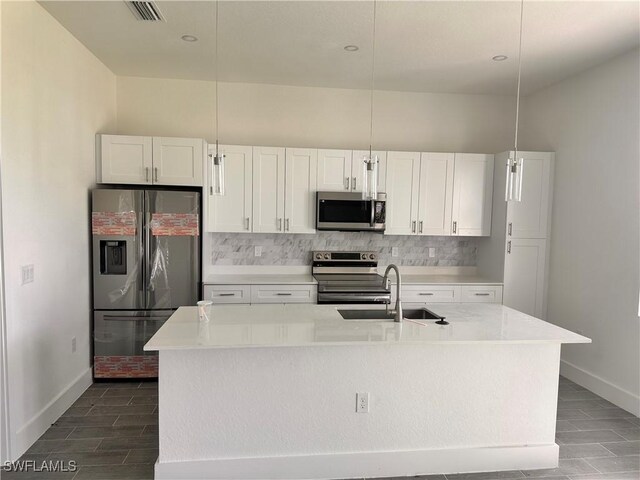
[
  {"left": 428, "top": 247, "right": 436, "bottom": 258},
  {"left": 356, "top": 392, "right": 369, "bottom": 413},
  {"left": 254, "top": 246, "right": 262, "bottom": 257},
  {"left": 391, "top": 247, "right": 399, "bottom": 257},
  {"left": 71, "top": 337, "right": 77, "bottom": 353},
  {"left": 21, "top": 264, "right": 34, "bottom": 285}
]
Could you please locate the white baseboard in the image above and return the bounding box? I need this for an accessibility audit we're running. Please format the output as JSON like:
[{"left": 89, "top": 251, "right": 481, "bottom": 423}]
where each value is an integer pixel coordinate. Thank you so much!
[
  {"left": 561, "top": 359, "right": 640, "bottom": 416},
  {"left": 13, "top": 367, "right": 92, "bottom": 460},
  {"left": 155, "top": 444, "right": 559, "bottom": 480}
]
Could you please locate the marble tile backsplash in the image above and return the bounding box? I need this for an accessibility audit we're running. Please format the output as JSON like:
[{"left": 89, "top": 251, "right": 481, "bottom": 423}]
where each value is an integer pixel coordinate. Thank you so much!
[{"left": 207, "top": 232, "right": 477, "bottom": 266}]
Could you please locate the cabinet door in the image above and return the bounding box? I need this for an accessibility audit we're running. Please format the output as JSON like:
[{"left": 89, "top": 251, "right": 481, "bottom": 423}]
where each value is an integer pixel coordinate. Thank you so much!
[
  {"left": 98, "top": 134, "right": 152, "bottom": 185},
  {"left": 250, "top": 285, "right": 317, "bottom": 304},
  {"left": 506, "top": 152, "right": 553, "bottom": 239},
  {"left": 385, "top": 151, "right": 421, "bottom": 235},
  {"left": 317, "top": 149, "right": 353, "bottom": 191},
  {"left": 152, "top": 137, "right": 204, "bottom": 186},
  {"left": 205, "top": 145, "right": 252, "bottom": 233},
  {"left": 351, "top": 150, "right": 387, "bottom": 194},
  {"left": 417, "top": 153, "right": 455, "bottom": 235},
  {"left": 451, "top": 153, "right": 494, "bottom": 236},
  {"left": 252, "top": 147, "right": 286, "bottom": 233},
  {"left": 203, "top": 284, "right": 251, "bottom": 304},
  {"left": 503, "top": 238, "right": 547, "bottom": 318},
  {"left": 285, "top": 148, "right": 318, "bottom": 234}
]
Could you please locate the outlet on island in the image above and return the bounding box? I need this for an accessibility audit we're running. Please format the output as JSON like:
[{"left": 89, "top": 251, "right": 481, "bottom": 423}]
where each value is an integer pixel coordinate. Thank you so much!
[{"left": 356, "top": 392, "right": 369, "bottom": 413}]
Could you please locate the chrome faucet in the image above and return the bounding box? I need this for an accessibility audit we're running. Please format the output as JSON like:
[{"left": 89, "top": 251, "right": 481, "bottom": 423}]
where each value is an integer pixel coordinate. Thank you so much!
[{"left": 383, "top": 264, "right": 403, "bottom": 322}]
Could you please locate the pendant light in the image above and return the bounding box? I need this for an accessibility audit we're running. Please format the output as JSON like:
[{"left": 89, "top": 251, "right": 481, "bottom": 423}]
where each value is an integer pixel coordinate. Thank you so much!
[
  {"left": 362, "top": 0, "right": 379, "bottom": 200},
  {"left": 210, "top": 0, "right": 225, "bottom": 196},
  {"left": 506, "top": 0, "right": 525, "bottom": 202}
]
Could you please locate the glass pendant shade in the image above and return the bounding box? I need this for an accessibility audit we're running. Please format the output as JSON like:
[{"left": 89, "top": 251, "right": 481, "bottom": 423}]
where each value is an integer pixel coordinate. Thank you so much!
[
  {"left": 505, "top": 155, "right": 524, "bottom": 202},
  {"left": 211, "top": 152, "right": 225, "bottom": 196},
  {"left": 362, "top": 154, "right": 379, "bottom": 200}
]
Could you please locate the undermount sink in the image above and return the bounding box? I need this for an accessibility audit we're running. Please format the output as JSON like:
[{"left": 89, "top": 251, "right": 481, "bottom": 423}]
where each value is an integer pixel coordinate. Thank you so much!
[{"left": 338, "top": 308, "right": 445, "bottom": 322}]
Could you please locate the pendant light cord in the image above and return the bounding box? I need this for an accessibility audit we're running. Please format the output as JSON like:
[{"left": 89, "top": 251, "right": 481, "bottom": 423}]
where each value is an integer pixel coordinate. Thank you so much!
[
  {"left": 513, "top": 0, "right": 524, "bottom": 155},
  {"left": 368, "top": 0, "right": 377, "bottom": 157},
  {"left": 215, "top": 0, "right": 220, "bottom": 156}
]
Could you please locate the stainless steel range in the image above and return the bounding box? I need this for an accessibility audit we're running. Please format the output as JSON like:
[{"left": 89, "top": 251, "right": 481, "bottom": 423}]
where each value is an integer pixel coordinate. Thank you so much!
[{"left": 312, "top": 251, "right": 391, "bottom": 304}]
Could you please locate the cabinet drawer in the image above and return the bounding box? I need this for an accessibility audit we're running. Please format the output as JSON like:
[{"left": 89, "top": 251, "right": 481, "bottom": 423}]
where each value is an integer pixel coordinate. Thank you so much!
[
  {"left": 250, "top": 285, "right": 317, "bottom": 304},
  {"left": 203, "top": 285, "right": 251, "bottom": 304},
  {"left": 460, "top": 285, "right": 503, "bottom": 303},
  {"left": 398, "top": 285, "right": 460, "bottom": 303}
]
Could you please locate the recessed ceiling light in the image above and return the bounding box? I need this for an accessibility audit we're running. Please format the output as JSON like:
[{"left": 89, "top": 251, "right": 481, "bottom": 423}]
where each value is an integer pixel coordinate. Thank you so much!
[
  {"left": 492, "top": 55, "right": 508, "bottom": 61},
  {"left": 181, "top": 35, "right": 198, "bottom": 43},
  {"left": 344, "top": 45, "right": 359, "bottom": 52}
]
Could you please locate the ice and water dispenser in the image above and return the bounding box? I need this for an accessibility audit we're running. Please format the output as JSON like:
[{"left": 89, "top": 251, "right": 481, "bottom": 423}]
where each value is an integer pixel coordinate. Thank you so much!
[{"left": 99, "top": 240, "right": 127, "bottom": 275}]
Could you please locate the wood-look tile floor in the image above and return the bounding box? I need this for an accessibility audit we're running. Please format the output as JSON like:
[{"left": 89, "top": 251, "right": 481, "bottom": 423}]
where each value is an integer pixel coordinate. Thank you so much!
[{"left": 3, "top": 377, "right": 638, "bottom": 480}]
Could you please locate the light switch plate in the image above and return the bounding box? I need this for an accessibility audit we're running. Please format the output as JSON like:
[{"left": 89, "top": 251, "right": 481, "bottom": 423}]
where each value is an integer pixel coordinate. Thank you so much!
[
  {"left": 21, "top": 264, "right": 34, "bottom": 285},
  {"left": 391, "top": 247, "right": 399, "bottom": 257}
]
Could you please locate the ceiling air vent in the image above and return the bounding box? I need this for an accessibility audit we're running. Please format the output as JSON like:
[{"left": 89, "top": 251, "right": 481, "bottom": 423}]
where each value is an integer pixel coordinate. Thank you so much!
[{"left": 126, "top": 1, "right": 165, "bottom": 22}]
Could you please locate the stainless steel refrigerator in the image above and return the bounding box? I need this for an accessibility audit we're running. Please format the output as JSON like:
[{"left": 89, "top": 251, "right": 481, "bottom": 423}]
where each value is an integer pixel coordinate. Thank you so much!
[{"left": 91, "top": 188, "right": 200, "bottom": 378}]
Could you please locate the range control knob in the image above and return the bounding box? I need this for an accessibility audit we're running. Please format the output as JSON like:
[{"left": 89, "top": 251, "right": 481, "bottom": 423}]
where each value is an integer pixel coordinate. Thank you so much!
[
  {"left": 361, "top": 253, "right": 367, "bottom": 260},
  {"left": 369, "top": 253, "right": 376, "bottom": 260},
  {"left": 315, "top": 253, "right": 323, "bottom": 260},
  {"left": 324, "top": 253, "right": 330, "bottom": 260}
]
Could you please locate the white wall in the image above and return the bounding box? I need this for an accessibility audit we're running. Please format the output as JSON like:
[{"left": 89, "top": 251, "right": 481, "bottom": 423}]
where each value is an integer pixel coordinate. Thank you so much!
[
  {"left": 116, "top": 76, "right": 516, "bottom": 153},
  {"left": 1, "top": 1, "right": 117, "bottom": 458},
  {"left": 520, "top": 48, "right": 640, "bottom": 414}
]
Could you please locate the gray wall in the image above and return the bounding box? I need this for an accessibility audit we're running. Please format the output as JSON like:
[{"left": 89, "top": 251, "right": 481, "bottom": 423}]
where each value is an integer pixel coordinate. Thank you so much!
[{"left": 208, "top": 233, "right": 477, "bottom": 266}]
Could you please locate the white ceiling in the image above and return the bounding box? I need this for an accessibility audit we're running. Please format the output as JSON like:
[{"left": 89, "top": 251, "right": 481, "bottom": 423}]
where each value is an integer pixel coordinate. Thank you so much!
[{"left": 40, "top": 1, "right": 640, "bottom": 95}]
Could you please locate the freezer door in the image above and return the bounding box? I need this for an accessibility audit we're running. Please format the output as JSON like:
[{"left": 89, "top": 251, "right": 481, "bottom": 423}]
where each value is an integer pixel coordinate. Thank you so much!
[
  {"left": 145, "top": 190, "right": 200, "bottom": 309},
  {"left": 92, "top": 189, "right": 145, "bottom": 310},
  {"left": 93, "top": 310, "right": 172, "bottom": 357}
]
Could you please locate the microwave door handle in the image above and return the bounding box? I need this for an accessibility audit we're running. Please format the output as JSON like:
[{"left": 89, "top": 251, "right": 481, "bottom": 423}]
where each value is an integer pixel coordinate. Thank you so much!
[{"left": 370, "top": 200, "right": 375, "bottom": 227}]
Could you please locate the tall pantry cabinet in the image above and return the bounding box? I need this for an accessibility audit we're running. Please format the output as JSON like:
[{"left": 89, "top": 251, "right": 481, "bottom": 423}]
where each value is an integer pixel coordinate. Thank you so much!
[{"left": 477, "top": 151, "right": 554, "bottom": 319}]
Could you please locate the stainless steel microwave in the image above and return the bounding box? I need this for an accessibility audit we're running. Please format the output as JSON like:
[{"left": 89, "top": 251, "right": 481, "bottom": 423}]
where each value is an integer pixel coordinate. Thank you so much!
[{"left": 316, "top": 192, "right": 386, "bottom": 232}]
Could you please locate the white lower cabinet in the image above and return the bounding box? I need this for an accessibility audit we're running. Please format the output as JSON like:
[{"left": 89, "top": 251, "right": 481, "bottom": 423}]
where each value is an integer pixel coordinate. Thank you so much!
[
  {"left": 203, "top": 285, "right": 251, "bottom": 304},
  {"left": 503, "top": 238, "right": 547, "bottom": 318},
  {"left": 250, "top": 285, "right": 316, "bottom": 304},
  {"left": 460, "top": 285, "right": 503, "bottom": 303}
]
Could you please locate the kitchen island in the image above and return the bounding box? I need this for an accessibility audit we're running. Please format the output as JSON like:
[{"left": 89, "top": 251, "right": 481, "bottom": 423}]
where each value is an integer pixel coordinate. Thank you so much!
[{"left": 145, "top": 303, "right": 590, "bottom": 480}]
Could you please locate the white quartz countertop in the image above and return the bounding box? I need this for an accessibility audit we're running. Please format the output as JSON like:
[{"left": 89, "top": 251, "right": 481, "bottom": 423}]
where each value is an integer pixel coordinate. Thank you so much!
[
  {"left": 204, "top": 274, "right": 317, "bottom": 285},
  {"left": 145, "top": 304, "right": 590, "bottom": 351}
]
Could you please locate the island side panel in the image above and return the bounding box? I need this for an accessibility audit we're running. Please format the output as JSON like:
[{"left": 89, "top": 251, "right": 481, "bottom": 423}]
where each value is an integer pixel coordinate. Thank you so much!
[{"left": 157, "top": 343, "right": 561, "bottom": 478}]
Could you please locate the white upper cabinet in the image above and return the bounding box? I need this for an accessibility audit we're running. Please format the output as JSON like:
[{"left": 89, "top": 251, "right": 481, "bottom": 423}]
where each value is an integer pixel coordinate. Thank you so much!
[
  {"left": 252, "top": 147, "right": 286, "bottom": 233},
  {"left": 285, "top": 148, "right": 318, "bottom": 234},
  {"left": 317, "top": 149, "right": 353, "bottom": 191},
  {"left": 351, "top": 150, "right": 387, "bottom": 194},
  {"left": 385, "top": 151, "right": 421, "bottom": 235},
  {"left": 451, "top": 153, "right": 494, "bottom": 236},
  {"left": 506, "top": 151, "right": 553, "bottom": 239},
  {"left": 503, "top": 238, "right": 547, "bottom": 318},
  {"left": 97, "top": 135, "right": 153, "bottom": 185},
  {"left": 205, "top": 145, "right": 253, "bottom": 233},
  {"left": 97, "top": 134, "right": 204, "bottom": 186},
  {"left": 417, "top": 153, "right": 455, "bottom": 235},
  {"left": 152, "top": 137, "right": 204, "bottom": 186}
]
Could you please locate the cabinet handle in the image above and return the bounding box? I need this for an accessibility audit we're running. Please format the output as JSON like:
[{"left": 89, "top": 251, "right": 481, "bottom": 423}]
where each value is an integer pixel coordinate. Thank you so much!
[
  {"left": 145, "top": 167, "right": 150, "bottom": 182},
  {"left": 419, "top": 293, "right": 434, "bottom": 296},
  {"left": 412, "top": 221, "right": 416, "bottom": 233},
  {"left": 153, "top": 167, "right": 158, "bottom": 183},
  {"left": 278, "top": 218, "right": 282, "bottom": 231},
  {"left": 508, "top": 223, "right": 513, "bottom": 236},
  {"left": 453, "top": 221, "right": 457, "bottom": 234},
  {"left": 217, "top": 293, "right": 235, "bottom": 297},
  {"left": 474, "top": 293, "right": 491, "bottom": 296},
  {"left": 507, "top": 241, "right": 511, "bottom": 254},
  {"left": 245, "top": 217, "right": 250, "bottom": 230},
  {"left": 419, "top": 221, "right": 423, "bottom": 234},
  {"left": 352, "top": 177, "right": 357, "bottom": 190},
  {"left": 276, "top": 292, "right": 292, "bottom": 296},
  {"left": 209, "top": 154, "right": 214, "bottom": 196},
  {"left": 345, "top": 177, "right": 350, "bottom": 190},
  {"left": 286, "top": 218, "right": 290, "bottom": 231}
]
